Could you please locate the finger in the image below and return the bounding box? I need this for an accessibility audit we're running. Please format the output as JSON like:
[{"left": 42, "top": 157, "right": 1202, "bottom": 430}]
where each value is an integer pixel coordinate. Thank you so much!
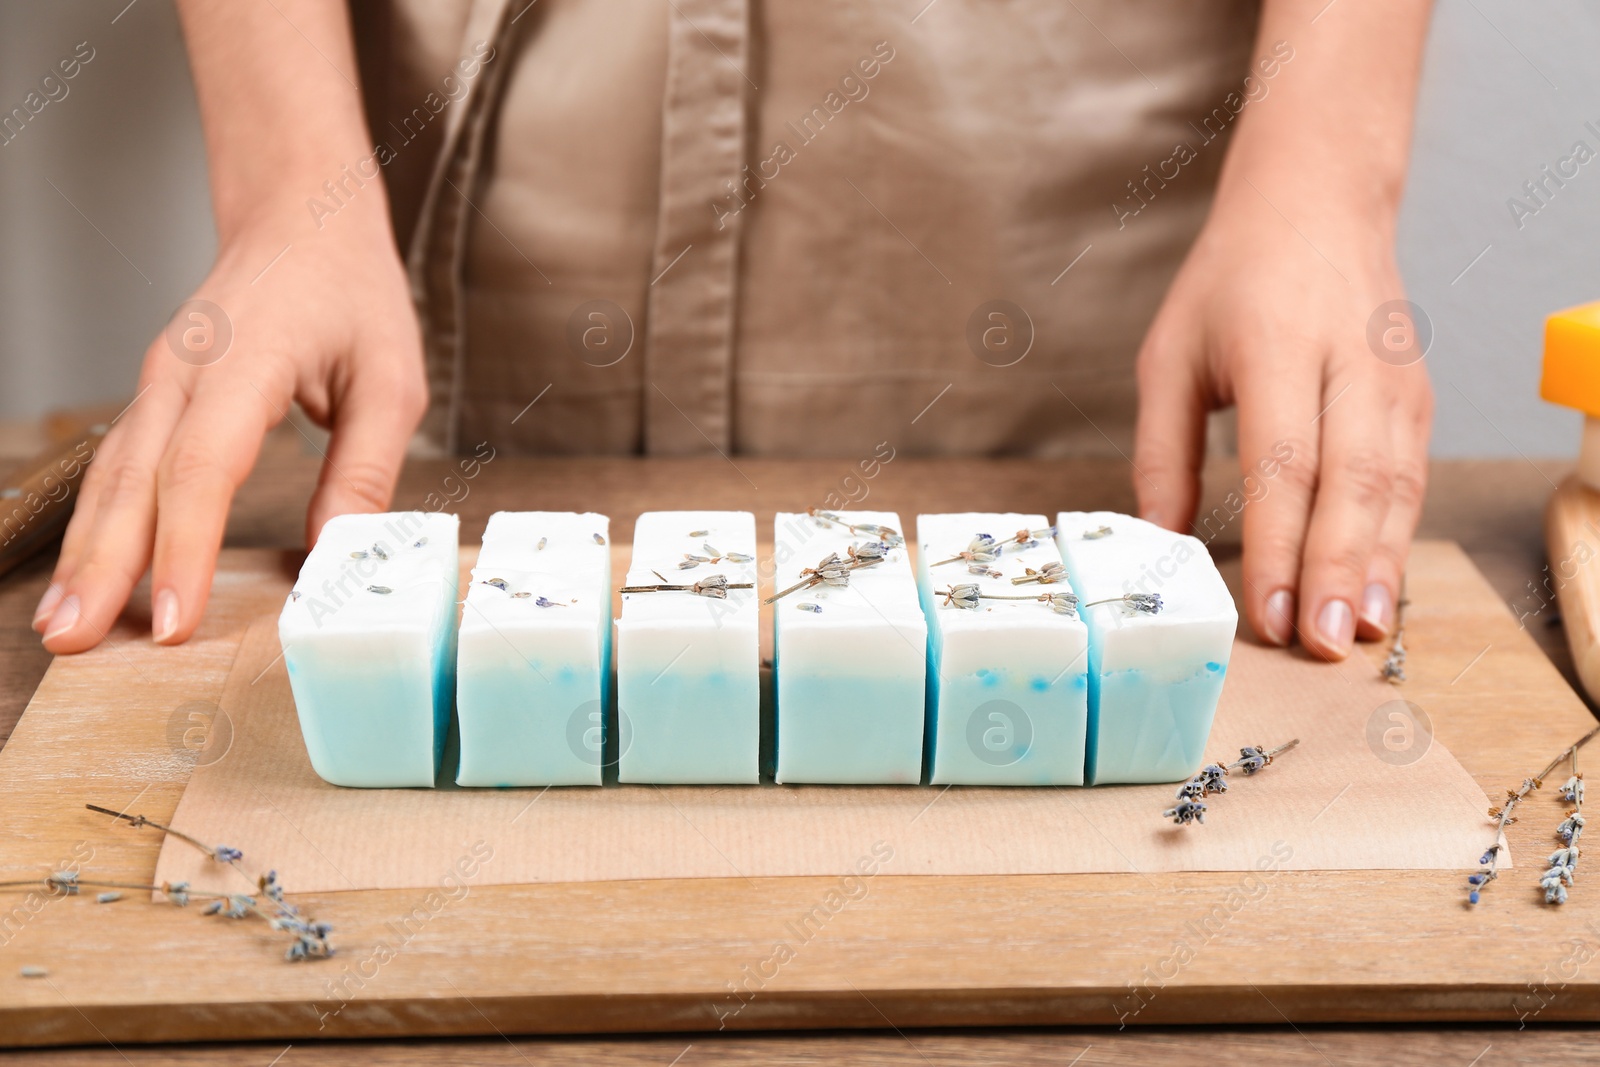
[
  {"left": 145, "top": 376, "right": 279, "bottom": 646},
  {"left": 1236, "top": 349, "right": 1322, "bottom": 649},
  {"left": 1355, "top": 371, "right": 1431, "bottom": 641},
  {"left": 1296, "top": 375, "right": 1396, "bottom": 660},
  {"left": 38, "top": 379, "right": 190, "bottom": 650},
  {"left": 36, "top": 401, "right": 136, "bottom": 631},
  {"left": 304, "top": 355, "right": 426, "bottom": 545},
  {"left": 1132, "top": 325, "right": 1209, "bottom": 533}
]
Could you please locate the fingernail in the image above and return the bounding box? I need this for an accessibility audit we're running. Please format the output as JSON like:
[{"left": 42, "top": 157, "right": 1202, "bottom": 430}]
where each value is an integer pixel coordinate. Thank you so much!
[
  {"left": 1263, "top": 589, "right": 1294, "bottom": 646},
  {"left": 1361, "top": 582, "right": 1393, "bottom": 633},
  {"left": 1141, "top": 508, "right": 1164, "bottom": 530},
  {"left": 1317, "top": 598, "right": 1355, "bottom": 654},
  {"left": 42, "top": 594, "right": 82, "bottom": 644},
  {"left": 32, "top": 585, "right": 63, "bottom": 632},
  {"left": 153, "top": 589, "right": 180, "bottom": 644}
]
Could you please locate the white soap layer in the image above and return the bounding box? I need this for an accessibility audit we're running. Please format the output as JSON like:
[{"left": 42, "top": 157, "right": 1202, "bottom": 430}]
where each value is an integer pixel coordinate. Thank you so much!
[
  {"left": 917, "top": 513, "right": 1089, "bottom": 786},
  {"left": 616, "top": 511, "right": 759, "bottom": 783},
  {"left": 279, "top": 511, "right": 460, "bottom": 788},
  {"left": 1056, "top": 511, "right": 1237, "bottom": 784},
  {"left": 456, "top": 512, "right": 611, "bottom": 787},
  {"left": 772, "top": 511, "right": 926, "bottom": 784}
]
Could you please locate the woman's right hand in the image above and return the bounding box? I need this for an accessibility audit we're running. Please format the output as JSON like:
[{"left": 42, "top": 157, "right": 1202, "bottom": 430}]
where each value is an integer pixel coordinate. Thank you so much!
[{"left": 35, "top": 195, "right": 427, "bottom": 653}]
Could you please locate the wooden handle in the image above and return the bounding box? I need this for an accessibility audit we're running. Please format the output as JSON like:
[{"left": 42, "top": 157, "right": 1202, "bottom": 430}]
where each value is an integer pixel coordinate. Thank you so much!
[
  {"left": 1545, "top": 475, "right": 1600, "bottom": 703},
  {"left": 0, "top": 425, "right": 105, "bottom": 581}
]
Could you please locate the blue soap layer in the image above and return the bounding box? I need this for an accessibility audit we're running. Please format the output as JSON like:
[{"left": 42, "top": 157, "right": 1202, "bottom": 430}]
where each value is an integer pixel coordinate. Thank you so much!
[
  {"left": 286, "top": 621, "right": 455, "bottom": 788},
  {"left": 455, "top": 628, "right": 611, "bottom": 787},
  {"left": 775, "top": 673, "right": 923, "bottom": 784},
  {"left": 617, "top": 669, "right": 759, "bottom": 783},
  {"left": 1087, "top": 661, "right": 1227, "bottom": 784},
  {"left": 927, "top": 669, "right": 1090, "bottom": 785},
  {"left": 919, "top": 572, "right": 1088, "bottom": 786}
]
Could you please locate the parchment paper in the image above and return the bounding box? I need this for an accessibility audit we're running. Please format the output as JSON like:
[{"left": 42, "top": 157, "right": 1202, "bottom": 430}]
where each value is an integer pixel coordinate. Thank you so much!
[{"left": 153, "top": 609, "right": 1500, "bottom": 896}]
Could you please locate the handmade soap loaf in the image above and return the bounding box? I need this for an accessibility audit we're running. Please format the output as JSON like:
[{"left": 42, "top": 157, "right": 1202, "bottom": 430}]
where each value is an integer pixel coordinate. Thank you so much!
[
  {"left": 278, "top": 511, "right": 460, "bottom": 788},
  {"left": 455, "top": 512, "right": 611, "bottom": 787},
  {"left": 616, "top": 511, "right": 760, "bottom": 783},
  {"left": 772, "top": 511, "right": 925, "bottom": 784},
  {"left": 1055, "top": 512, "right": 1235, "bottom": 785},
  {"left": 916, "top": 513, "right": 1089, "bottom": 785}
]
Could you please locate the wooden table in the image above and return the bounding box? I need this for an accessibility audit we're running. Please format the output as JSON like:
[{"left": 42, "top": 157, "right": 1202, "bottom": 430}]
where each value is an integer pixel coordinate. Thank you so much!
[{"left": 2, "top": 430, "right": 1595, "bottom": 1063}]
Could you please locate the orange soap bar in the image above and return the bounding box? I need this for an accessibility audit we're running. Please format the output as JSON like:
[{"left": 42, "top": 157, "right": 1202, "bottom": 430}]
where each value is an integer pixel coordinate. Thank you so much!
[{"left": 1543, "top": 301, "right": 1600, "bottom": 417}]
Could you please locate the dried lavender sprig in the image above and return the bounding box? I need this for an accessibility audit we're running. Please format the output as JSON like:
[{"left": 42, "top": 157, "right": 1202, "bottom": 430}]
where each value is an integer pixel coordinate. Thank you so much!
[
  {"left": 805, "top": 508, "right": 905, "bottom": 547},
  {"left": 1544, "top": 747, "right": 1586, "bottom": 906},
  {"left": 78, "top": 804, "right": 333, "bottom": 960},
  {"left": 1011, "top": 562, "right": 1067, "bottom": 586},
  {"left": 0, "top": 874, "right": 209, "bottom": 902},
  {"left": 763, "top": 550, "right": 883, "bottom": 605},
  {"left": 1467, "top": 725, "right": 1600, "bottom": 906},
  {"left": 930, "top": 533, "right": 1002, "bottom": 568},
  {"left": 677, "top": 544, "right": 755, "bottom": 571},
  {"left": 1381, "top": 576, "right": 1408, "bottom": 685},
  {"left": 1162, "top": 740, "right": 1300, "bottom": 826},
  {"left": 84, "top": 803, "right": 243, "bottom": 865},
  {"left": 620, "top": 575, "right": 754, "bottom": 599},
  {"left": 937, "top": 585, "right": 1078, "bottom": 616},
  {"left": 1085, "top": 592, "right": 1163, "bottom": 615}
]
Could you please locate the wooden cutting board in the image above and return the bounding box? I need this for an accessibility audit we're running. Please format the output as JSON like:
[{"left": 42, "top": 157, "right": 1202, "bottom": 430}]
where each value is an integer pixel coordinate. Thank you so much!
[{"left": 0, "top": 540, "right": 1596, "bottom": 1046}]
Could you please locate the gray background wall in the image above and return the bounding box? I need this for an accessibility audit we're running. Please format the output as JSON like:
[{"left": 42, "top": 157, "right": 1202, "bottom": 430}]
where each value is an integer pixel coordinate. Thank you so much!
[{"left": 0, "top": 0, "right": 1595, "bottom": 458}]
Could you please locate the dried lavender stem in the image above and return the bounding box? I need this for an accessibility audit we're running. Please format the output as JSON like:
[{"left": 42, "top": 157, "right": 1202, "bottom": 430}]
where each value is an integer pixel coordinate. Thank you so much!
[
  {"left": 1238, "top": 739, "right": 1299, "bottom": 765},
  {"left": 0, "top": 876, "right": 214, "bottom": 896},
  {"left": 1381, "top": 575, "right": 1409, "bottom": 684},
  {"left": 964, "top": 592, "right": 1050, "bottom": 602},
  {"left": 1467, "top": 728, "right": 1600, "bottom": 905},
  {"left": 620, "top": 582, "right": 754, "bottom": 593},
  {"left": 85, "top": 803, "right": 220, "bottom": 860},
  {"left": 764, "top": 574, "right": 828, "bottom": 604},
  {"left": 763, "top": 557, "right": 882, "bottom": 605},
  {"left": 1162, "top": 739, "right": 1300, "bottom": 825}
]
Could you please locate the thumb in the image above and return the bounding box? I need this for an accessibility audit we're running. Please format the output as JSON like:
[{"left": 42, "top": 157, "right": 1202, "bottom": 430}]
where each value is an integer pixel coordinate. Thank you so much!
[
  {"left": 305, "top": 359, "right": 428, "bottom": 545},
  {"left": 1131, "top": 337, "right": 1208, "bottom": 533}
]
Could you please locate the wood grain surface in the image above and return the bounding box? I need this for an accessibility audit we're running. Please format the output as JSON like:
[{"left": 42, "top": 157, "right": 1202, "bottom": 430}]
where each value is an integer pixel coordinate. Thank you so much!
[{"left": 1, "top": 437, "right": 1595, "bottom": 1062}]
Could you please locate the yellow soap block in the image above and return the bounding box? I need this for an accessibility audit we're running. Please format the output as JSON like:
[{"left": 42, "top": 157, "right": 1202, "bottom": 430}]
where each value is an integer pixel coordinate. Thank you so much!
[{"left": 1543, "top": 301, "right": 1600, "bottom": 417}]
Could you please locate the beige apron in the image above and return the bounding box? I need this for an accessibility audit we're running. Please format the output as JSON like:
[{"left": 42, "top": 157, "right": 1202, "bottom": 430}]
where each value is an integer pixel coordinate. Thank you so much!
[{"left": 351, "top": 0, "right": 1259, "bottom": 457}]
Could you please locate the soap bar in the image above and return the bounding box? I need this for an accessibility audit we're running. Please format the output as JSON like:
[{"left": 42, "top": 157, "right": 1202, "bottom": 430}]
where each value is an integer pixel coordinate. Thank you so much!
[
  {"left": 915, "top": 513, "right": 1089, "bottom": 785},
  {"left": 278, "top": 511, "right": 460, "bottom": 788},
  {"left": 455, "top": 512, "right": 611, "bottom": 787},
  {"left": 1055, "top": 512, "right": 1236, "bottom": 785},
  {"left": 616, "top": 511, "right": 760, "bottom": 783},
  {"left": 772, "top": 511, "right": 925, "bottom": 784}
]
